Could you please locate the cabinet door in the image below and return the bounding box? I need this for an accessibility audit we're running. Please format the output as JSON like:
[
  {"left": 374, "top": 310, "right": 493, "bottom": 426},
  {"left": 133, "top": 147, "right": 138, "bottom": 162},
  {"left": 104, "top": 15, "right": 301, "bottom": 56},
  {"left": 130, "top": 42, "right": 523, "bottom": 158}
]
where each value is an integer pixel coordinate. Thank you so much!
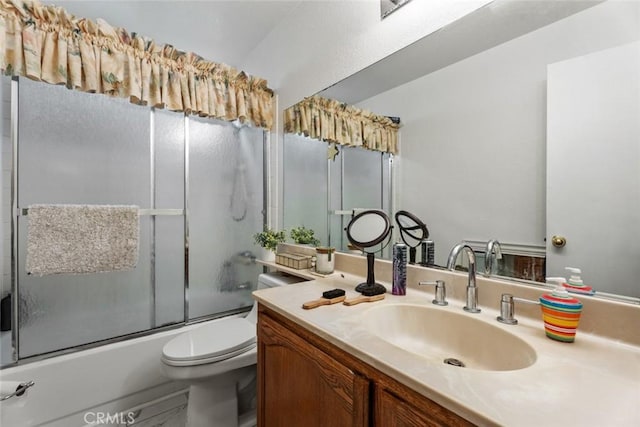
[
  {"left": 258, "top": 313, "right": 369, "bottom": 427},
  {"left": 375, "top": 387, "right": 473, "bottom": 427}
]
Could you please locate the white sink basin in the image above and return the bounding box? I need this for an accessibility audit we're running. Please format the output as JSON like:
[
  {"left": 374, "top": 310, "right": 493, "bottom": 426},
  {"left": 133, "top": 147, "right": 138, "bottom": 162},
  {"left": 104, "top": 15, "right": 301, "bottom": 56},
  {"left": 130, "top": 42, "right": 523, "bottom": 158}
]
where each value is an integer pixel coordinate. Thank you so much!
[{"left": 362, "top": 304, "right": 537, "bottom": 371}]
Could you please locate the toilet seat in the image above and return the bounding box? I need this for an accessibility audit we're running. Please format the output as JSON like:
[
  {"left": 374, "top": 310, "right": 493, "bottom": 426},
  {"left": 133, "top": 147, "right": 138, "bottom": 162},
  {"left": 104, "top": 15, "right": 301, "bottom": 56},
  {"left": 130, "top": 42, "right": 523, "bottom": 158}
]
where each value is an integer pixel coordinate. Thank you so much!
[{"left": 162, "top": 318, "right": 256, "bottom": 367}]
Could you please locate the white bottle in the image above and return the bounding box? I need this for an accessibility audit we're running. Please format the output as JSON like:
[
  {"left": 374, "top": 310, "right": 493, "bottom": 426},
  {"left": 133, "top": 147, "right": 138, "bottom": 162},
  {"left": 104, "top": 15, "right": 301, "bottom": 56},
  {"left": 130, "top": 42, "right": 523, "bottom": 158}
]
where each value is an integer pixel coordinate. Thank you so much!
[
  {"left": 564, "top": 267, "right": 595, "bottom": 295},
  {"left": 566, "top": 267, "right": 583, "bottom": 286}
]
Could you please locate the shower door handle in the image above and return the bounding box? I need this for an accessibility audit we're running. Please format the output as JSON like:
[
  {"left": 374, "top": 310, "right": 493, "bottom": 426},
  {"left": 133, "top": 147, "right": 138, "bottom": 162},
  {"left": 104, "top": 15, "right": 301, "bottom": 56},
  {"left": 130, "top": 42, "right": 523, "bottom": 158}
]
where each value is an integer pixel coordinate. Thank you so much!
[{"left": 0, "top": 380, "right": 35, "bottom": 401}]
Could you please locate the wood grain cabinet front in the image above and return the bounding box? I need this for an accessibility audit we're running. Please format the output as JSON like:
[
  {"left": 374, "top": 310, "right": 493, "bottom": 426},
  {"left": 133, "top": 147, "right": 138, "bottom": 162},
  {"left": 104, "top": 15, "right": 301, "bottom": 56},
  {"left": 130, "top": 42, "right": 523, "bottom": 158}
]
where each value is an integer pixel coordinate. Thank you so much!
[
  {"left": 257, "top": 305, "right": 474, "bottom": 427},
  {"left": 374, "top": 386, "right": 473, "bottom": 427},
  {"left": 257, "top": 311, "right": 369, "bottom": 427}
]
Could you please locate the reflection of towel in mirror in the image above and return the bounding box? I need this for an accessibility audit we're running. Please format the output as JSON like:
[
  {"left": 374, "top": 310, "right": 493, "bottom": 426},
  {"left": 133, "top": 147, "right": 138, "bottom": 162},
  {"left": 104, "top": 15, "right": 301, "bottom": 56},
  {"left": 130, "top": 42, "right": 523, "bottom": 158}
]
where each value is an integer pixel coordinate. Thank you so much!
[{"left": 26, "top": 204, "right": 139, "bottom": 276}]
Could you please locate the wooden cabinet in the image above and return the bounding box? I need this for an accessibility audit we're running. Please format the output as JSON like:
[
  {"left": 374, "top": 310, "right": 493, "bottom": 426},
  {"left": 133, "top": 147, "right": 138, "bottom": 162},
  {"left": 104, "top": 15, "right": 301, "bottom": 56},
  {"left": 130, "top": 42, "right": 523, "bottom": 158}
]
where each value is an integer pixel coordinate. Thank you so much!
[
  {"left": 376, "top": 387, "right": 433, "bottom": 427},
  {"left": 375, "top": 387, "right": 472, "bottom": 427},
  {"left": 258, "top": 311, "right": 369, "bottom": 427},
  {"left": 257, "top": 305, "right": 474, "bottom": 427}
]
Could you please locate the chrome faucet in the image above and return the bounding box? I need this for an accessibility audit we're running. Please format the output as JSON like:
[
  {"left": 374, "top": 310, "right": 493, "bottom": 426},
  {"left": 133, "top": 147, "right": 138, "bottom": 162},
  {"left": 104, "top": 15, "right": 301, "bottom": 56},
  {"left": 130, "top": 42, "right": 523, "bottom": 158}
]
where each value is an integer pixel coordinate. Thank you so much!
[
  {"left": 484, "top": 239, "right": 502, "bottom": 277},
  {"left": 418, "top": 280, "right": 448, "bottom": 306},
  {"left": 446, "top": 243, "right": 480, "bottom": 313},
  {"left": 497, "top": 293, "right": 540, "bottom": 325}
]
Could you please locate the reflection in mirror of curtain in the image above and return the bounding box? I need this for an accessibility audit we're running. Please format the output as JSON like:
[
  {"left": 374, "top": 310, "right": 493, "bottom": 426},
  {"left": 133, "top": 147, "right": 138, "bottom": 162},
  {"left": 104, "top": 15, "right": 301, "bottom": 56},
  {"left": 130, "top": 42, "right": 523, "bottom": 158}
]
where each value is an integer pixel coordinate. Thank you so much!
[
  {"left": 345, "top": 1, "right": 639, "bottom": 300},
  {"left": 283, "top": 95, "right": 400, "bottom": 154}
]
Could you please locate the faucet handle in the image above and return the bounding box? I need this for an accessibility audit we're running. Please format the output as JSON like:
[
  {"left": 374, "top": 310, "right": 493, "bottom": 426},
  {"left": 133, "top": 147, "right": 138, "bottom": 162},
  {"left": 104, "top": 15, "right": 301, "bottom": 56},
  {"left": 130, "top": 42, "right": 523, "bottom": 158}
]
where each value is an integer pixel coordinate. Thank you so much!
[
  {"left": 418, "top": 280, "right": 448, "bottom": 306},
  {"left": 497, "top": 293, "right": 540, "bottom": 325}
]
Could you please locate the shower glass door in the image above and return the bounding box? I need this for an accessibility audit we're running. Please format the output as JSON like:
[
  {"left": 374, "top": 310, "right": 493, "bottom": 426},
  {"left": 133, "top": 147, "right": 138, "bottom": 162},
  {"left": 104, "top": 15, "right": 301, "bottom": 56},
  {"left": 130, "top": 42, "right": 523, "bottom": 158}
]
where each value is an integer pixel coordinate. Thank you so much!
[
  {"left": 188, "top": 118, "right": 264, "bottom": 320},
  {"left": 3, "top": 76, "right": 265, "bottom": 364},
  {"left": 16, "top": 79, "right": 157, "bottom": 357}
]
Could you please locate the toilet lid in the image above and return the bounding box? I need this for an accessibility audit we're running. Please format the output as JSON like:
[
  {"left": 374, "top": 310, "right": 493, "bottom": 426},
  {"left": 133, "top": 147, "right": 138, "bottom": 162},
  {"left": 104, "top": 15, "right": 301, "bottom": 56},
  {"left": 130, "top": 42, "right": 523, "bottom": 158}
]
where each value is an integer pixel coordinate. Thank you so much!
[{"left": 162, "top": 318, "right": 256, "bottom": 364}]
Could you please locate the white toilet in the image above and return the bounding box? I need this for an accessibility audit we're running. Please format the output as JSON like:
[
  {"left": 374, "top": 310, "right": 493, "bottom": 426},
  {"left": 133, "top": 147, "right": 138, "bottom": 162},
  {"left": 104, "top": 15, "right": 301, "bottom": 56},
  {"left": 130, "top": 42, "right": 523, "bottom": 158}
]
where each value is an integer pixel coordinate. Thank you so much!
[{"left": 161, "top": 272, "right": 306, "bottom": 427}]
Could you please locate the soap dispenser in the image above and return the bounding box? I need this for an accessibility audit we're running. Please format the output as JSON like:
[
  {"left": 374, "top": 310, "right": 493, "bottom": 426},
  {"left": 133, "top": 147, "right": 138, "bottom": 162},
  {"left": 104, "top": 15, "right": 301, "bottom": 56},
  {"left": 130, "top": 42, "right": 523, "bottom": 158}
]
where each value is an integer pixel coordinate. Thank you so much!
[
  {"left": 541, "top": 278, "right": 583, "bottom": 343},
  {"left": 563, "top": 267, "right": 595, "bottom": 295}
]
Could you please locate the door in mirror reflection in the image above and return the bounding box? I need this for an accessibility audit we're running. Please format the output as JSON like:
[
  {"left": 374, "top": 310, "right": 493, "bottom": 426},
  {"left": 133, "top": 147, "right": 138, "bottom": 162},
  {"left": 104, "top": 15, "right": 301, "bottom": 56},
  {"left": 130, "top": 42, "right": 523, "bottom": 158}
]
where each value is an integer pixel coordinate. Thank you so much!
[{"left": 547, "top": 41, "right": 640, "bottom": 298}]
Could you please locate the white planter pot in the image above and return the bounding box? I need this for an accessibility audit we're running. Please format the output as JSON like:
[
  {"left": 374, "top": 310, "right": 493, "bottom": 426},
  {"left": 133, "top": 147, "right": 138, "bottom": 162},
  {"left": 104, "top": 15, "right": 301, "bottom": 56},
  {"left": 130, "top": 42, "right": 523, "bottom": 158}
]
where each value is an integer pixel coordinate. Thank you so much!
[{"left": 259, "top": 247, "right": 276, "bottom": 263}]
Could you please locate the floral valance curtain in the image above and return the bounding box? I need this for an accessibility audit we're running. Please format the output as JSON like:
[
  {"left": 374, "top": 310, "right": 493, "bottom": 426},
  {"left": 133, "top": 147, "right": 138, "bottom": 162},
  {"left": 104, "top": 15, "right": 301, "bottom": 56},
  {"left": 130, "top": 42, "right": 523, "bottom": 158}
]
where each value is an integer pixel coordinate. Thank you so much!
[
  {"left": 0, "top": 0, "right": 274, "bottom": 129},
  {"left": 284, "top": 95, "right": 400, "bottom": 154}
]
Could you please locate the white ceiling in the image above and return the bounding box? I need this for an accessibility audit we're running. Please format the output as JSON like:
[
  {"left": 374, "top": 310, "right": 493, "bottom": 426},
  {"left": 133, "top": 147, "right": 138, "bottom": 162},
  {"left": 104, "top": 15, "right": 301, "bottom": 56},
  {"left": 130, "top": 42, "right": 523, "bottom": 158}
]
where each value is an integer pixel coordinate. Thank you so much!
[{"left": 52, "top": 0, "right": 302, "bottom": 70}]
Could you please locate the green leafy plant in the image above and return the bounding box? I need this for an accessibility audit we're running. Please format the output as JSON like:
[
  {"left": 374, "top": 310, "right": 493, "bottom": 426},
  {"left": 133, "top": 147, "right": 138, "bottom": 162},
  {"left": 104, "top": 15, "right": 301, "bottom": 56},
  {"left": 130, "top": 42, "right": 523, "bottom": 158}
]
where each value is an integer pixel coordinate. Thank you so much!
[
  {"left": 290, "top": 226, "right": 320, "bottom": 246},
  {"left": 253, "top": 228, "right": 286, "bottom": 252}
]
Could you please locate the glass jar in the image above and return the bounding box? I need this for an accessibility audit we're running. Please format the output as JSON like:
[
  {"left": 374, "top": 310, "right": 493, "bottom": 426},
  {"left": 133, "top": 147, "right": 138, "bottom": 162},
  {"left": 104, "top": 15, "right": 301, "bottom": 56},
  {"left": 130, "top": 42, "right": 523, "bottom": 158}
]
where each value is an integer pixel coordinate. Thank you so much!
[{"left": 315, "top": 247, "right": 335, "bottom": 274}]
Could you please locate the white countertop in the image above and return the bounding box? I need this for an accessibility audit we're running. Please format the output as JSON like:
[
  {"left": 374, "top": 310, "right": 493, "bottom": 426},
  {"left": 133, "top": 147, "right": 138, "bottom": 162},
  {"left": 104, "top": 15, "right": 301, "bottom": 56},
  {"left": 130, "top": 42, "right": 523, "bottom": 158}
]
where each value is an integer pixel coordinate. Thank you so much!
[{"left": 253, "top": 272, "right": 640, "bottom": 427}]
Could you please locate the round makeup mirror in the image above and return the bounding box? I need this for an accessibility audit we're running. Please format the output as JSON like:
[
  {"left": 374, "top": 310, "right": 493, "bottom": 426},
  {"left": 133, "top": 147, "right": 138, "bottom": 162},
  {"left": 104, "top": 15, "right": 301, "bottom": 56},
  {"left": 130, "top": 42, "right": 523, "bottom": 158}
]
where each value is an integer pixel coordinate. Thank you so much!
[
  {"left": 395, "top": 210, "right": 429, "bottom": 264},
  {"left": 345, "top": 210, "right": 392, "bottom": 294},
  {"left": 346, "top": 210, "right": 391, "bottom": 248}
]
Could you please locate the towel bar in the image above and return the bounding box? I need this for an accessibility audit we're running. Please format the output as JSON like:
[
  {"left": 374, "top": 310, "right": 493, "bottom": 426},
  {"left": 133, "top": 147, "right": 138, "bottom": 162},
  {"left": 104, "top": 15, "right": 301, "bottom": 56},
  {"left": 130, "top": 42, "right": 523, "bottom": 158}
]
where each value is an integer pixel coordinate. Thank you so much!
[
  {"left": 17, "top": 208, "right": 184, "bottom": 217},
  {"left": 139, "top": 209, "right": 184, "bottom": 216}
]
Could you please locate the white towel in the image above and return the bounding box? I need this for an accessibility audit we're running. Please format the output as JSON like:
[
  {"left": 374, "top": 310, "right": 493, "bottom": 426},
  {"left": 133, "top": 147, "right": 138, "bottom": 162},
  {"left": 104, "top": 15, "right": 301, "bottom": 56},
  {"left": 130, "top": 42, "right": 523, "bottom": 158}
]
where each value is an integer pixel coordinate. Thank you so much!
[{"left": 25, "top": 204, "right": 140, "bottom": 276}]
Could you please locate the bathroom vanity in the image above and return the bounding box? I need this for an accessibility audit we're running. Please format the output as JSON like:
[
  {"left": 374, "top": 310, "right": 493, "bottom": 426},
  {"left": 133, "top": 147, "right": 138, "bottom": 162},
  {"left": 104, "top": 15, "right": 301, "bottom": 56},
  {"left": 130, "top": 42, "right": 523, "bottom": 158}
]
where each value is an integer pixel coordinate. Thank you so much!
[
  {"left": 258, "top": 304, "right": 471, "bottom": 426},
  {"left": 254, "top": 259, "right": 640, "bottom": 426}
]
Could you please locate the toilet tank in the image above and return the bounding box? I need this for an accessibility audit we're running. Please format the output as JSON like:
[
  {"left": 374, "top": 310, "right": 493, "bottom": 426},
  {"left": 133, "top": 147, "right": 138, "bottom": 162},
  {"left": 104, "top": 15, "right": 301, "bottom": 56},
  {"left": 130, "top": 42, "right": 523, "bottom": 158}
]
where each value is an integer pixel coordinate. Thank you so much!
[
  {"left": 258, "top": 272, "right": 307, "bottom": 289},
  {"left": 246, "top": 273, "right": 307, "bottom": 325}
]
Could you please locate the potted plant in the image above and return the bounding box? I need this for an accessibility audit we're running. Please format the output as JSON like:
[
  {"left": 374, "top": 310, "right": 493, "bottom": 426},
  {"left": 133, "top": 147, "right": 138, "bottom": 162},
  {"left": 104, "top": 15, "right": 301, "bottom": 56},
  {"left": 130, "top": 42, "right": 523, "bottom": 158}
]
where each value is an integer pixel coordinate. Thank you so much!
[
  {"left": 254, "top": 228, "right": 286, "bottom": 262},
  {"left": 290, "top": 226, "right": 320, "bottom": 247}
]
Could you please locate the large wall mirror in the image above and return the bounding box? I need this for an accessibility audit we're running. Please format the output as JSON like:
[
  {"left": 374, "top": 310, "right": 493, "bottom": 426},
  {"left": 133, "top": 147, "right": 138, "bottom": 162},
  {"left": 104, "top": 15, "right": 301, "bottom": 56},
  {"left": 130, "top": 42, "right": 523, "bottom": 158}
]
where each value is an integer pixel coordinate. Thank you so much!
[{"left": 283, "top": 0, "right": 639, "bottom": 303}]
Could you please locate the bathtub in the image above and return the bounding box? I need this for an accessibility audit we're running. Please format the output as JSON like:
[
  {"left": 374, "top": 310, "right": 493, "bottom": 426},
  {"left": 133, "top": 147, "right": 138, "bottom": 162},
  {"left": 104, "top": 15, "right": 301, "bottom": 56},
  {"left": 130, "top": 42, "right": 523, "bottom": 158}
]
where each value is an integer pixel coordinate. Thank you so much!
[{"left": 0, "top": 316, "right": 243, "bottom": 426}]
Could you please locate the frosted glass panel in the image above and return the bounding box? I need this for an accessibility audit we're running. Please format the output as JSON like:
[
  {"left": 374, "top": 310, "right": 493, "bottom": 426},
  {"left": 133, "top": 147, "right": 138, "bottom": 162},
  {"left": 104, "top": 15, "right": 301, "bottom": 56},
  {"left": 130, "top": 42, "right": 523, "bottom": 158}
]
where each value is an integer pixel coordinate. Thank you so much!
[
  {"left": 18, "top": 78, "right": 150, "bottom": 205},
  {"left": 327, "top": 149, "right": 388, "bottom": 253},
  {"left": 155, "top": 109, "right": 184, "bottom": 209},
  {"left": 17, "top": 218, "right": 151, "bottom": 357},
  {"left": 154, "top": 110, "right": 185, "bottom": 326},
  {"left": 188, "top": 119, "right": 263, "bottom": 319},
  {"left": 155, "top": 216, "right": 184, "bottom": 327},
  {"left": 340, "top": 148, "right": 386, "bottom": 253},
  {"left": 16, "top": 78, "right": 152, "bottom": 357},
  {"left": 283, "top": 134, "right": 327, "bottom": 246},
  {"left": 343, "top": 147, "right": 383, "bottom": 211}
]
